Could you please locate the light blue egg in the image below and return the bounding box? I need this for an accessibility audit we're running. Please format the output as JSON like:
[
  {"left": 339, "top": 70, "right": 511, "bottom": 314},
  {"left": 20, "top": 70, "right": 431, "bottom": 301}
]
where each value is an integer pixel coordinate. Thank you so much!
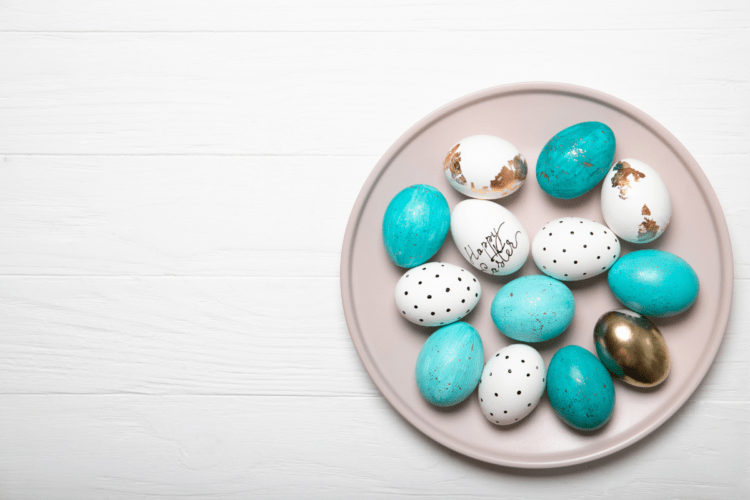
[
  {"left": 608, "top": 249, "right": 699, "bottom": 317},
  {"left": 536, "top": 122, "right": 616, "bottom": 199},
  {"left": 382, "top": 184, "right": 450, "bottom": 267},
  {"left": 415, "top": 322, "right": 484, "bottom": 407},
  {"left": 547, "top": 345, "right": 615, "bottom": 431},
  {"left": 490, "top": 275, "right": 574, "bottom": 342}
]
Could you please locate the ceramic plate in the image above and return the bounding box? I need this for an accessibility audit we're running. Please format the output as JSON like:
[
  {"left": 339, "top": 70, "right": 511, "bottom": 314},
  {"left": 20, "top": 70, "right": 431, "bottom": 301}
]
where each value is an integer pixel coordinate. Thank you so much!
[{"left": 340, "top": 82, "right": 733, "bottom": 468}]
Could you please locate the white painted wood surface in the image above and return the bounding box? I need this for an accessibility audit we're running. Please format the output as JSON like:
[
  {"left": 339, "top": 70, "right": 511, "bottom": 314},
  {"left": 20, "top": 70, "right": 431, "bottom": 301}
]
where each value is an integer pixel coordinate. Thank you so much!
[{"left": 0, "top": 1, "right": 748, "bottom": 497}]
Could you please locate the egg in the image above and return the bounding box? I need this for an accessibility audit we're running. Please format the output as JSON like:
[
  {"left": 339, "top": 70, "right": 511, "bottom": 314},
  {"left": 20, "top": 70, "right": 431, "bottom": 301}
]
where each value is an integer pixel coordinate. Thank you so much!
[
  {"left": 382, "top": 184, "right": 450, "bottom": 268},
  {"left": 415, "top": 322, "right": 484, "bottom": 407},
  {"left": 536, "top": 122, "right": 616, "bottom": 199},
  {"left": 531, "top": 217, "right": 621, "bottom": 281},
  {"left": 601, "top": 159, "right": 672, "bottom": 244},
  {"left": 546, "top": 345, "right": 615, "bottom": 431},
  {"left": 490, "top": 275, "right": 574, "bottom": 342},
  {"left": 395, "top": 262, "right": 481, "bottom": 327},
  {"left": 443, "top": 135, "right": 528, "bottom": 199},
  {"left": 594, "top": 309, "right": 671, "bottom": 388},
  {"left": 608, "top": 249, "right": 699, "bottom": 317},
  {"left": 450, "top": 199, "right": 530, "bottom": 276},
  {"left": 478, "top": 344, "right": 546, "bottom": 425}
]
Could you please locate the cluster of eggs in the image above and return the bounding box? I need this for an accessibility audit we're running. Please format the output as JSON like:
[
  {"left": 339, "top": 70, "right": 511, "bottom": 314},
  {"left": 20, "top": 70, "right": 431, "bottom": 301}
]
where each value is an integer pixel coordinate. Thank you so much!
[{"left": 382, "top": 122, "right": 699, "bottom": 431}]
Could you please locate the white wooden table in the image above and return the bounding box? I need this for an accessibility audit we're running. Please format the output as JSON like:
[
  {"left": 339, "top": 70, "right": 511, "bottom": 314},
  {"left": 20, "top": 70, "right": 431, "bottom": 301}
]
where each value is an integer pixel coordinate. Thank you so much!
[{"left": 1, "top": 1, "right": 748, "bottom": 498}]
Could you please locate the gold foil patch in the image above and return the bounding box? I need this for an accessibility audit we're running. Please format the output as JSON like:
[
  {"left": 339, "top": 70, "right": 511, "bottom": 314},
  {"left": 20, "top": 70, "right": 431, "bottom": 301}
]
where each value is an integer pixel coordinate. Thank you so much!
[
  {"left": 444, "top": 144, "right": 466, "bottom": 185},
  {"left": 638, "top": 218, "right": 660, "bottom": 241},
  {"left": 642, "top": 204, "right": 651, "bottom": 215},
  {"left": 490, "top": 154, "right": 528, "bottom": 193},
  {"left": 611, "top": 161, "right": 645, "bottom": 199}
]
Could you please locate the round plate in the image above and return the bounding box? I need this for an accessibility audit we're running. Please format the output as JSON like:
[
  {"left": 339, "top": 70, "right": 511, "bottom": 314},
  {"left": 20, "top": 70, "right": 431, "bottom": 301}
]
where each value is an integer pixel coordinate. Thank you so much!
[{"left": 340, "top": 82, "right": 733, "bottom": 468}]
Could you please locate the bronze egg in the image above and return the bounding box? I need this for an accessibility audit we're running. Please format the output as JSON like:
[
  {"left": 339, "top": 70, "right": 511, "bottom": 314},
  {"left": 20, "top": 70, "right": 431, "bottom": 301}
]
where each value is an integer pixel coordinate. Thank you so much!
[{"left": 593, "top": 310, "right": 670, "bottom": 388}]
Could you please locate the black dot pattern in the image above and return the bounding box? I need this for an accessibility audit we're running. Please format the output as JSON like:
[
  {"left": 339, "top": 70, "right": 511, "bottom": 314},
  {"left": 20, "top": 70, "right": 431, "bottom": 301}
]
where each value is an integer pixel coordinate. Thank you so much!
[
  {"left": 477, "top": 346, "right": 547, "bottom": 426},
  {"left": 532, "top": 217, "right": 621, "bottom": 281},
  {"left": 395, "top": 262, "right": 482, "bottom": 327}
]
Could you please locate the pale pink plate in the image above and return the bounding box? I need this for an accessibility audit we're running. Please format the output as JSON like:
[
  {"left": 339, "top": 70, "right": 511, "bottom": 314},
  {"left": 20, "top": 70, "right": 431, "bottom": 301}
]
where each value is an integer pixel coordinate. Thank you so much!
[{"left": 340, "top": 82, "right": 733, "bottom": 468}]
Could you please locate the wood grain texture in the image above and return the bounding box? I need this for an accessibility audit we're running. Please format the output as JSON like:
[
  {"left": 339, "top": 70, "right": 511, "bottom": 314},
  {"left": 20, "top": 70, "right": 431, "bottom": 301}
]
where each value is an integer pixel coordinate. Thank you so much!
[
  {"left": 0, "top": 31, "right": 747, "bottom": 157},
  {"left": 0, "top": 277, "right": 747, "bottom": 401},
  {"left": 0, "top": 0, "right": 748, "bottom": 497},
  {"left": 1, "top": 0, "right": 748, "bottom": 31},
  {"left": 0, "top": 396, "right": 747, "bottom": 499},
  {"left": 0, "top": 155, "right": 745, "bottom": 277}
]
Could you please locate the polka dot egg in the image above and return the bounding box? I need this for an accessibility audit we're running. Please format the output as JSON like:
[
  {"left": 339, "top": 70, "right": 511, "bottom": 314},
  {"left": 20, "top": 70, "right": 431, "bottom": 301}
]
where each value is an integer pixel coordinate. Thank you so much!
[
  {"left": 394, "top": 262, "right": 481, "bottom": 327},
  {"left": 531, "top": 216, "right": 621, "bottom": 281},
  {"left": 478, "top": 344, "right": 546, "bottom": 425}
]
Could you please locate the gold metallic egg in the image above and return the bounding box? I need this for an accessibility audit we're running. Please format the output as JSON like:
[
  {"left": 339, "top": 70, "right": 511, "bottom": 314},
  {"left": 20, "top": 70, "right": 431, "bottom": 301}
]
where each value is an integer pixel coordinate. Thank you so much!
[{"left": 593, "top": 309, "right": 670, "bottom": 388}]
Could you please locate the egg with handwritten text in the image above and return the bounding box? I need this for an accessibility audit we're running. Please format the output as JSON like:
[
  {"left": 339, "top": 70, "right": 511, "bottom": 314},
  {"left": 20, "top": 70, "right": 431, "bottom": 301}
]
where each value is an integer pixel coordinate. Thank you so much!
[
  {"left": 532, "top": 217, "right": 620, "bottom": 281},
  {"left": 443, "top": 135, "right": 528, "bottom": 200},
  {"left": 601, "top": 159, "right": 672, "bottom": 244},
  {"left": 395, "top": 262, "right": 481, "bottom": 327},
  {"left": 450, "top": 200, "right": 529, "bottom": 276}
]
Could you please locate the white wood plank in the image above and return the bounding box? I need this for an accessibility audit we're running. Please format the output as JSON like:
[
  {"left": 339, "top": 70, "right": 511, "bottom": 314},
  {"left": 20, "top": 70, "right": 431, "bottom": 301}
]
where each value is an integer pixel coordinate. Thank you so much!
[
  {"left": 0, "top": 276, "right": 746, "bottom": 399},
  {"left": 1, "top": 0, "right": 748, "bottom": 32},
  {"left": 0, "top": 155, "right": 371, "bottom": 277},
  {"left": 1, "top": 155, "right": 745, "bottom": 277},
  {"left": 0, "top": 32, "right": 747, "bottom": 156},
  {"left": 0, "top": 395, "right": 746, "bottom": 499}
]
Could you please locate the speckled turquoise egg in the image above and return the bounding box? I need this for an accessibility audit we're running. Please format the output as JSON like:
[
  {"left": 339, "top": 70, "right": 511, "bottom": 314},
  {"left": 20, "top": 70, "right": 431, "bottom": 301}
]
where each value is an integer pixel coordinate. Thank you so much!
[
  {"left": 490, "top": 275, "right": 575, "bottom": 342},
  {"left": 415, "top": 322, "right": 484, "bottom": 407},
  {"left": 382, "top": 184, "right": 450, "bottom": 267},
  {"left": 608, "top": 249, "right": 699, "bottom": 317},
  {"left": 547, "top": 345, "right": 615, "bottom": 431},
  {"left": 536, "top": 122, "right": 616, "bottom": 199}
]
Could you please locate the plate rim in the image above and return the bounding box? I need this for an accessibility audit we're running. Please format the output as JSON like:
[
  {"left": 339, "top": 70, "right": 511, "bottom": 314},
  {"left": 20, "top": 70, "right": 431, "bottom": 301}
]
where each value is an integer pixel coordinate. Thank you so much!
[{"left": 339, "top": 81, "right": 734, "bottom": 468}]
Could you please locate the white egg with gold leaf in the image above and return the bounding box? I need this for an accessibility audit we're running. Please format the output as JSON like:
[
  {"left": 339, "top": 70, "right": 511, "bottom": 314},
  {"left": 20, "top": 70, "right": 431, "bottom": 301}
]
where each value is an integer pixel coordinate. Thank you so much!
[{"left": 443, "top": 135, "right": 528, "bottom": 200}]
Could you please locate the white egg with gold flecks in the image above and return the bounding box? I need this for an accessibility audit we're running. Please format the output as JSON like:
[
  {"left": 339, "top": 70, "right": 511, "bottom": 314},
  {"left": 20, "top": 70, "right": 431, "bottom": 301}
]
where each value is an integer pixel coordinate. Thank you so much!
[
  {"left": 601, "top": 158, "right": 672, "bottom": 244},
  {"left": 443, "top": 135, "right": 528, "bottom": 200}
]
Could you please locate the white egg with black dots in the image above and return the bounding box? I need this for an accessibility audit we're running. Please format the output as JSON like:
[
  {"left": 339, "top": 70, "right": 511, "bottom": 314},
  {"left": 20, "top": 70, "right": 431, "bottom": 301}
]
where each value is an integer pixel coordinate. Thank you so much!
[
  {"left": 394, "top": 262, "right": 481, "bottom": 327},
  {"left": 531, "top": 217, "right": 621, "bottom": 281},
  {"left": 478, "top": 344, "right": 546, "bottom": 425}
]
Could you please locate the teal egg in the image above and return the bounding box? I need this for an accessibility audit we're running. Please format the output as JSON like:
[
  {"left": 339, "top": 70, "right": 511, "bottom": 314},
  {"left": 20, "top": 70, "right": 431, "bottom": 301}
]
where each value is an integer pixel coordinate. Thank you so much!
[
  {"left": 415, "top": 322, "right": 484, "bottom": 407},
  {"left": 608, "top": 249, "right": 699, "bottom": 317},
  {"left": 547, "top": 345, "right": 615, "bottom": 431},
  {"left": 490, "top": 275, "right": 574, "bottom": 342},
  {"left": 536, "top": 122, "right": 616, "bottom": 199},
  {"left": 382, "top": 184, "right": 450, "bottom": 267}
]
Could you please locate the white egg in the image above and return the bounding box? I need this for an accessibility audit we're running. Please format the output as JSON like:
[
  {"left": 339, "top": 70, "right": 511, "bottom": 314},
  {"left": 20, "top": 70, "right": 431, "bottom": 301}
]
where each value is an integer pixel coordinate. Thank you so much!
[
  {"left": 478, "top": 344, "right": 546, "bottom": 425},
  {"left": 443, "top": 135, "right": 528, "bottom": 200},
  {"left": 394, "top": 262, "right": 481, "bottom": 327},
  {"left": 531, "top": 217, "right": 620, "bottom": 281},
  {"left": 601, "top": 158, "right": 672, "bottom": 244},
  {"left": 450, "top": 200, "right": 529, "bottom": 276}
]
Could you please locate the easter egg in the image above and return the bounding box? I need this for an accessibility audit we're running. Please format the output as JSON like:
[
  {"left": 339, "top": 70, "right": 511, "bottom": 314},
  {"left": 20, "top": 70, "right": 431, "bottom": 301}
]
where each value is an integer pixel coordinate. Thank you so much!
[
  {"left": 547, "top": 345, "right": 615, "bottom": 431},
  {"left": 536, "top": 122, "right": 616, "bottom": 199},
  {"left": 394, "top": 262, "right": 481, "bottom": 327},
  {"left": 450, "top": 199, "right": 529, "bottom": 276},
  {"left": 594, "top": 309, "right": 671, "bottom": 388},
  {"left": 443, "top": 135, "right": 528, "bottom": 199},
  {"left": 415, "top": 322, "right": 484, "bottom": 407},
  {"left": 608, "top": 249, "right": 699, "bottom": 317},
  {"left": 601, "top": 159, "right": 672, "bottom": 244},
  {"left": 490, "top": 275, "right": 574, "bottom": 342},
  {"left": 382, "top": 184, "right": 450, "bottom": 267},
  {"left": 531, "top": 217, "right": 621, "bottom": 281},
  {"left": 478, "top": 344, "right": 547, "bottom": 425}
]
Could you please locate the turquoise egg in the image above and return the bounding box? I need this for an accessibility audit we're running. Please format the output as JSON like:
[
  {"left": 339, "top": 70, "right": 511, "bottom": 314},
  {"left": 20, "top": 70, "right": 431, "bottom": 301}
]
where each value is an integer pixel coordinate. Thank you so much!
[
  {"left": 547, "top": 345, "right": 615, "bottom": 431},
  {"left": 608, "top": 249, "right": 699, "bottom": 317},
  {"left": 536, "top": 122, "right": 616, "bottom": 199},
  {"left": 490, "top": 275, "right": 574, "bottom": 342},
  {"left": 415, "top": 322, "right": 484, "bottom": 407},
  {"left": 382, "top": 184, "right": 450, "bottom": 267}
]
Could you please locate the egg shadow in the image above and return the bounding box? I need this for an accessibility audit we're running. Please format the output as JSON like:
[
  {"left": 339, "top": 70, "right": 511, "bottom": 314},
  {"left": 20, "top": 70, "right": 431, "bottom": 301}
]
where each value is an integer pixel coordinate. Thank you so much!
[{"left": 542, "top": 187, "right": 600, "bottom": 212}]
